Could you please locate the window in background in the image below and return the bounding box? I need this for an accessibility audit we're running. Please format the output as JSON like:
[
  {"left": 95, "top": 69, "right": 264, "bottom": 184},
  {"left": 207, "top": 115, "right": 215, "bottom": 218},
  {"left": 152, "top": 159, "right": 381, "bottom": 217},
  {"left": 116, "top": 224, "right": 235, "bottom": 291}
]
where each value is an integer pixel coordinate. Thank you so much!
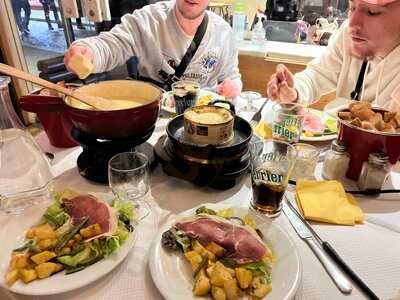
[{"left": 263, "top": 0, "right": 348, "bottom": 45}]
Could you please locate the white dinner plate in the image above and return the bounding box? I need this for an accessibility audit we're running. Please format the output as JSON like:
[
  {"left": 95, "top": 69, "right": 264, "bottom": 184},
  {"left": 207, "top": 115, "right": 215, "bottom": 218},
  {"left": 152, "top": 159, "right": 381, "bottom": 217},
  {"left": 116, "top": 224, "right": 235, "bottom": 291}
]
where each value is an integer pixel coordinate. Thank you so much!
[
  {"left": 149, "top": 203, "right": 302, "bottom": 300},
  {"left": 0, "top": 193, "right": 138, "bottom": 296},
  {"left": 161, "top": 90, "right": 224, "bottom": 113}
]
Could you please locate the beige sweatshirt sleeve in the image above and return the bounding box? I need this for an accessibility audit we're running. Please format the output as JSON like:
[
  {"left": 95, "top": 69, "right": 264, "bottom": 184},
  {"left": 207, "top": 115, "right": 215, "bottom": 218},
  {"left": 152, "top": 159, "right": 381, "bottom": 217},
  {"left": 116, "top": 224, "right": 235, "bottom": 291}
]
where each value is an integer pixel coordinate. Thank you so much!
[
  {"left": 293, "top": 22, "right": 347, "bottom": 104},
  {"left": 73, "top": 11, "right": 155, "bottom": 74}
]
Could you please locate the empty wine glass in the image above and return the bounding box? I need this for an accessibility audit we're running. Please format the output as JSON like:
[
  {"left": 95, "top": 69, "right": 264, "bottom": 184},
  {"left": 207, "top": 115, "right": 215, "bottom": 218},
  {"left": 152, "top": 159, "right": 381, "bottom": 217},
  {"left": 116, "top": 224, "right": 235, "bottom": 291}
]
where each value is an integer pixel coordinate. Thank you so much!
[
  {"left": 108, "top": 151, "right": 151, "bottom": 222},
  {"left": 240, "top": 91, "right": 262, "bottom": 112}
]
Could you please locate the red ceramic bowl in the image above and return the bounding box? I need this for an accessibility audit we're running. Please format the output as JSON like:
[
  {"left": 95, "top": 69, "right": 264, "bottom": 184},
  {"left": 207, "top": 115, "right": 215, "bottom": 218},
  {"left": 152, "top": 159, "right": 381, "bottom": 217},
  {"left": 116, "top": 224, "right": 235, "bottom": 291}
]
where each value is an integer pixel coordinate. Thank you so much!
[
  {"left": 337, "top": 108, "right": 400, "bottom": 180},
  {"left": 21, "top": 80, "right": 161, "bottom": 141}
]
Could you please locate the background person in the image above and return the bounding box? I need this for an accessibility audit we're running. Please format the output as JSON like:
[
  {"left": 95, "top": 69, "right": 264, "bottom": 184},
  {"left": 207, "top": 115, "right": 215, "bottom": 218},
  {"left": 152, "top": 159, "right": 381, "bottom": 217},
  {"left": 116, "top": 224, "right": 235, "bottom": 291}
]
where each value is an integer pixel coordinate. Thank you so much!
[
  {"left": 64, "top": 0, "right": 241, "bottom": 98},
  {"left": 266, "top": 0, "right": 400, "bottom": 111},
  {"left": 11, "top": 0, "right": 31, "bottom": 35},
  {"left": 39, "top": 0, "right": 62, "bottom": 30}
]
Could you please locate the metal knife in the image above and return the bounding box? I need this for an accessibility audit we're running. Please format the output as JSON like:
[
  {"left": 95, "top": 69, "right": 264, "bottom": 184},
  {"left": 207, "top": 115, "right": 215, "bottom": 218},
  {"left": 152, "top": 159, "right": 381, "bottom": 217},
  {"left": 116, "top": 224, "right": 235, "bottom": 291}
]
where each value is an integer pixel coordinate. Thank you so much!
[{"left": 282, "top": 201, "right": 353, "bottom": 294}]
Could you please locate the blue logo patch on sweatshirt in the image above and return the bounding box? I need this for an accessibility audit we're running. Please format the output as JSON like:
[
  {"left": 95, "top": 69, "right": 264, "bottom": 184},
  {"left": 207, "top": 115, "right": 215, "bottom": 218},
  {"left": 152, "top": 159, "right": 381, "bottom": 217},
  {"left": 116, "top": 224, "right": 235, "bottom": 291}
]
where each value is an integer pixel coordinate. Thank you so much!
[{"left": 201, "top": 53, "right": 218, "bottom": 73}]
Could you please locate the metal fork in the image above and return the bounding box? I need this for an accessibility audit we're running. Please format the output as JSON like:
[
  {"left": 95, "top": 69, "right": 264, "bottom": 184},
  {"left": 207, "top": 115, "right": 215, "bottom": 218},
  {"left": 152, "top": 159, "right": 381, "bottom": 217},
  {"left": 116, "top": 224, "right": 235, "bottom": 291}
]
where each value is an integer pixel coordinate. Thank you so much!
[{"left": 249, "top": 98, "right": 269, "bottom": 128}]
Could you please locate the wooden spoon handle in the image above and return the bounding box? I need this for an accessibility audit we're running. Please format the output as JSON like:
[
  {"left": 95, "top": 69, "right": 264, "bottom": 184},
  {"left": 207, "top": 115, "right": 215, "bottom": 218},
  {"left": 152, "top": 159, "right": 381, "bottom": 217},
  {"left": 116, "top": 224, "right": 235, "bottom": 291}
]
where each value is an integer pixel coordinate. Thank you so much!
[
  {"left": 0, "top": 63, "right": 106, "bottom": 110},
  {"left": 0, "top": 63, "right": 73, "bottom": 96}
]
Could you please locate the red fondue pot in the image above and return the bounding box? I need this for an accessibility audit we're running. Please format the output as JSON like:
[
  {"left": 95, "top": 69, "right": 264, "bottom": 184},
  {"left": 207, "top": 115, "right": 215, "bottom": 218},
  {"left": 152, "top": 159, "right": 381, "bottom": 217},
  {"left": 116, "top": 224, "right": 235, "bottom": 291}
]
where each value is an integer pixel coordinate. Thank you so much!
[
  {"left": 337, "top": 108, "right": 400, "bottom": 180},
  {"left": 20, "top": 80, "right": 161, "bottom": 142}
]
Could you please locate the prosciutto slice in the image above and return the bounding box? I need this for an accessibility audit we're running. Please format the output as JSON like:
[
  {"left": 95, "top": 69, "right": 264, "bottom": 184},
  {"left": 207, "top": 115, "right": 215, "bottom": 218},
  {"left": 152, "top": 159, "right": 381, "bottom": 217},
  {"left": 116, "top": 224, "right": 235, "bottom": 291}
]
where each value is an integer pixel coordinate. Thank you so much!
[
  {"left": 63, "top": 194, "right": 117, "bottom": 239},
  {"left": 175, "top": 215, "right": 267, "bottom": 264}
]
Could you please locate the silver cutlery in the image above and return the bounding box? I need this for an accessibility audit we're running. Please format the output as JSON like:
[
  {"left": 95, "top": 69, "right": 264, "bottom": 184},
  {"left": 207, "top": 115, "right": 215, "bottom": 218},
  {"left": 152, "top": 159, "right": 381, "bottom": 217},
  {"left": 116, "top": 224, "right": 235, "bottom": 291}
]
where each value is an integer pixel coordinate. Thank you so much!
[
  {"left": 249, "top": 98, "right": 269, "bottom": 128},
  {"left": 282, "top": 200, "right": 353, "bottom": 294},
  {"left": 285, "top": 199, "right": 379, "bottom": 299}
]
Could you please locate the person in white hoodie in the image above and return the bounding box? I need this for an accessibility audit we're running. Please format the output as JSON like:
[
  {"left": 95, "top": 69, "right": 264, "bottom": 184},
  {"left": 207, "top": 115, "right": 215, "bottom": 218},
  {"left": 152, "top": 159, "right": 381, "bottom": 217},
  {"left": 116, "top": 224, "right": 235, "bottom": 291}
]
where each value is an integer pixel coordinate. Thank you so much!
[
  {"left": 266, "top": 0, "right": 400, "bottom": 110},
  {"left": 64, "top": 0, "right": 241, "bottom": 98}
]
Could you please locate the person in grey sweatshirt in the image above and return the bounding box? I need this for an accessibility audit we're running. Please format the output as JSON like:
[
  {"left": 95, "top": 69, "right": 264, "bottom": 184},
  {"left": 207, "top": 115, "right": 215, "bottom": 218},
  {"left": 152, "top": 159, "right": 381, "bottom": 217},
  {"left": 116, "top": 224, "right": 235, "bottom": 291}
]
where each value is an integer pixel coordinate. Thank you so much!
[
  {"left": 64, "top": 0, "right": 241, "bottom": 99},
  {"left": 266, "top": 0, "right": 400, "bottom": 111}
]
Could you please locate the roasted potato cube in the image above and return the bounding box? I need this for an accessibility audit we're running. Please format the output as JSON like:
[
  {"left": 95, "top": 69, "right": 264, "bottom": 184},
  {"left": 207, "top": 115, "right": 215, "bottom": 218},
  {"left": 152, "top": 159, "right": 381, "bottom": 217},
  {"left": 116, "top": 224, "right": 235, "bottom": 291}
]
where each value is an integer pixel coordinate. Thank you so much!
[
  {"left": 31, "top": 251, "right": 57, "bottom": 265},
  {"left": 9, "top": 254, "right": 18, "bottom": 270},
  {"left": 206, "top": 263, "right": 216, "bottom": 278},
  {"left": 192, "top": 240, "right": 206, "bottom": 254},
  {"left": 206, "top": 242, "right": 226, "bottom": 257},
  {"left": 74, "top": 234, "right": 82, "bottom": 242},
  {"left": 338, "top": 111, "right": 352, "bottom": 120},
  {"left": 54, "top": 263, "right": 64, "bottom": 272},
  {"left": 35, "top": 223, "right": 57, "bottom": 240},
  {"left": 252, "top": 283, "right": 272, "bottom": 298},
  {"left": 5, "top": 269, "right": 19, "bottom": 286},
  {"left": 384, "top": 111, "right": 397, "bottom": 123},
  {"left": 80, "top": 224, "right": 102, "bottom": 239},
  {"left": 15, "top": 254, "right": 29, "bottom": 269},
  {"left": 67, "top": 239, "right": 75, "bottom": 247},
  {"left": 235, "top": 267, "right": 253, "bottom": 289},
  {"left": 59, "top": 247, "right": 71, "bottom": 255},
  {"left": 192, "top": 240, "right": 217, "bottom": 262},
  {"left": 38, "top": 238, "right": 57, "bottom": 251},
  {"left": 223, "top": 278, "right": 238, "bottom": 300},
  {"left": 25, "top": 228, "right": 35, "bottom": 239},
  {"left": 211, "top": 263, "right": 233, "bottom": 288},
  {"left": 211, "top": 286, "right": 226, "bottom": 300},
  {"left": 19, "top": 269, "right": 37, "bottom": 283},
  {"left": 353, "top": 108, "right": 375, "bottom": 121},
  {"left": 35, "top": 262, "right": 58, "bottom": 279},
  {"left": 394, "top": 113, "right": 400, "bottom": 127},
  {"left": 193, "top": 270, "right": 211, "bottom": 296},
  {"left": 184, "top": 250, "right": 203, "bottom": 271},
  {"left": 349, "top": 117, "right": 362, "bottom": 127}
]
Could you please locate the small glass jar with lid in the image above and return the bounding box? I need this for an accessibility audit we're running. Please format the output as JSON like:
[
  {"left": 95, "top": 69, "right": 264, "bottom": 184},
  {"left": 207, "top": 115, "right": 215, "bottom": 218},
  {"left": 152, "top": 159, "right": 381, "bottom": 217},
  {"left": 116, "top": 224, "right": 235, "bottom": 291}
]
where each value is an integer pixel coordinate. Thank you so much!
[
  {"left": 357, "top": 152, "right": 391, "bottom": 191},
  {"left": 322, "top": 139, "right": 350, "bottom": 180}
]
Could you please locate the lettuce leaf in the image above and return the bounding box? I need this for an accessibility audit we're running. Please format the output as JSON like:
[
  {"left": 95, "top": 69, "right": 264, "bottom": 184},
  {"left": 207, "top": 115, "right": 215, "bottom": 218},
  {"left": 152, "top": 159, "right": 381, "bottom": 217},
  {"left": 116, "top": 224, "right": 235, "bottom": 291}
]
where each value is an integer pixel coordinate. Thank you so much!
[
  {"left": 115, "top": 221, "right": 130, "bottom": 243},
  {"left": 52, "top": 189, "right": 80, "bottom": 204},
  {"left": 241, "top": 261, "right": 272, "bottom": 284},
  {"left": 42, "top": 201, "right": 69, "bottom": 229},
  {"left": 175, "top": 230, "right": 191, "bottom": 252},
  {"left": 111, "top": 199, "right": 135, "bottom": 223}
]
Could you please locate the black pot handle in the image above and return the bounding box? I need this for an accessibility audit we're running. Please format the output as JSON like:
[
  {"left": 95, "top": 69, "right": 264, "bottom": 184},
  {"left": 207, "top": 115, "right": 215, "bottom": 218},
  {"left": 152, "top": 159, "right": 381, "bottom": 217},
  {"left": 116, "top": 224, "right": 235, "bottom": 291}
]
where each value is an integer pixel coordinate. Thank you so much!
[{"left": 210, "top": 99, "right": 235, "bottom": 114}]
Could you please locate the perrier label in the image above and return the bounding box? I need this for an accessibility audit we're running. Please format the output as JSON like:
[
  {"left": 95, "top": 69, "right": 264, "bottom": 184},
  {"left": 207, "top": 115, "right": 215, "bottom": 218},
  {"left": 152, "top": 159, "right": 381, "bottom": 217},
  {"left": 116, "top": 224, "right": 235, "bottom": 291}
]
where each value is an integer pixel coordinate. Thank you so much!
[
  {"left": 252, "top": 168, "right": 283, "bottom": 184},
  {"left": 273, "top": 117, "right": 300, "bottom": 141}
]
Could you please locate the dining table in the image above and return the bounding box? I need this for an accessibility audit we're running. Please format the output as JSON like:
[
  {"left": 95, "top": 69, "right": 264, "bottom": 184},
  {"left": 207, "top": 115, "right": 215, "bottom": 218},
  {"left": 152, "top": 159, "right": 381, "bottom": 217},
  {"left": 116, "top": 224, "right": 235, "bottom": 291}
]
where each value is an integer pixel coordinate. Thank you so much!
[{"left": 1, "top": 99, "right": 400, "bottom": 300}]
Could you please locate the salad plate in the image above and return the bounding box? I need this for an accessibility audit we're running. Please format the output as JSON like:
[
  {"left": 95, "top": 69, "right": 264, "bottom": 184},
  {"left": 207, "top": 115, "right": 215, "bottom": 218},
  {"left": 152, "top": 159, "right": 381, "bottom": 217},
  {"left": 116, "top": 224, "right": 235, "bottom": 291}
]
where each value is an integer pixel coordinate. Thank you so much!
[
  {"left": 0, "top": 190, "right": 137, "bottom": 295},
  {"left": 149, "top": 203, "right": 301, "bottom": 300},
  {"left": 161, "top": 90, "right": 224, "bottom": 114},
  {"left": 301, "top": 108, "right": 337, "bottom": 142}
]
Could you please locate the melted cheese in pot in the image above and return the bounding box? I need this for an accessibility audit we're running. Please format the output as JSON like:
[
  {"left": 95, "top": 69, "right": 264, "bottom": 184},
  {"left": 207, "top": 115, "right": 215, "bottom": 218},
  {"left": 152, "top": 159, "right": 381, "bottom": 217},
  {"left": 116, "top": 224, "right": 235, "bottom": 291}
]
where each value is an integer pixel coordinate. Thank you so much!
[
  {"left": 69, "top": 98, "right": 144, "bottom": 110},
  {"left": 185, "top": 108, "right": 232, "bottom": 125}
]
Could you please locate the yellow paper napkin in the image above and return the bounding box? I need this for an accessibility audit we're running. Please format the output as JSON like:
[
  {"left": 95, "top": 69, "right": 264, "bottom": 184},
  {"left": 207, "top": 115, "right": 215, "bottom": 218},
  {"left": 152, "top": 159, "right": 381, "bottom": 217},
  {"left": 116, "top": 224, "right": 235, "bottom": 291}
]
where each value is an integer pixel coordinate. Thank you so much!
[
  {"left": 295, "top": 180, "right": 364, "bottom": 225},
  {"left": 254, "top": 120, "right": 273, "bottom": 139}
]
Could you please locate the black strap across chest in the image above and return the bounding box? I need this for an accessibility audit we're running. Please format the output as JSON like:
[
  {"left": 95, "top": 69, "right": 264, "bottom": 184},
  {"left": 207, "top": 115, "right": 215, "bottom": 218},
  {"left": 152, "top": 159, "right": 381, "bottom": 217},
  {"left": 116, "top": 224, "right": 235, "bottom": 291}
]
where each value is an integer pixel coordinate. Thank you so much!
[
  {"left": 139, "top": 13, "right": 209, "bottom": 90},
  {"left": 173, "top": 13, "right": 209, "bottom": 79},
  {"left": 350, "top": 60, "right": 368, "bottom": 101}
]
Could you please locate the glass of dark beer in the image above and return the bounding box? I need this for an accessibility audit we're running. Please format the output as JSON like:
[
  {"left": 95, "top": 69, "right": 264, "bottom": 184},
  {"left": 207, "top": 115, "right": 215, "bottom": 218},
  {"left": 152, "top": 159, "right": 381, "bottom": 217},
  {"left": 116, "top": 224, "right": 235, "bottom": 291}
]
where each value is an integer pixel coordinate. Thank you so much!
[
  {"left": 250, "top": 139, "right": 297, "bottom": 217},
  {"left": 172, "top": 80, "right": 200, "bottom": 115}
]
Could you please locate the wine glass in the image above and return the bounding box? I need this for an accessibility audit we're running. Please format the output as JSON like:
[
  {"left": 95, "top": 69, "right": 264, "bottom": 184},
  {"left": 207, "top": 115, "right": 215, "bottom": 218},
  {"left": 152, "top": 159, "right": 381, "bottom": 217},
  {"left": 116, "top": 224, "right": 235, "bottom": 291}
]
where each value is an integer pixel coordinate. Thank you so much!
[
  {"left": 108, "top": 151, "right": 151, "bottom": 222},
  {"left": 240, "top": 91, "right": 262, "bottom": 112}
]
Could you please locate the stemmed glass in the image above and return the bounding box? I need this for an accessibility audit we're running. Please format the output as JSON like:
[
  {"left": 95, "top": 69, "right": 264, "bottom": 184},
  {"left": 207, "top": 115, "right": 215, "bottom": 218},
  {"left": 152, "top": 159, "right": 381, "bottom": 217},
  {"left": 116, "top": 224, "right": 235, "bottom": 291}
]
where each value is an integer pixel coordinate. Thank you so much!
[
  {"left": 240, "top": 91, "right": 262, "bottom": 112},
  {"left": 108, "top": 151, "right": 151, "bottom": 222}
]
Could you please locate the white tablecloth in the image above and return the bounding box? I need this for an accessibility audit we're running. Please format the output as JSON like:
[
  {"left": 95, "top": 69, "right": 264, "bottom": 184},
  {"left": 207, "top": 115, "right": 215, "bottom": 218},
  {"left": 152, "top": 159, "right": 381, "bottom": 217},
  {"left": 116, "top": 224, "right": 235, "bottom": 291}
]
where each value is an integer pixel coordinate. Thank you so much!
[{"left": 2, "top": 104, "right": 400, "bottom": 300}]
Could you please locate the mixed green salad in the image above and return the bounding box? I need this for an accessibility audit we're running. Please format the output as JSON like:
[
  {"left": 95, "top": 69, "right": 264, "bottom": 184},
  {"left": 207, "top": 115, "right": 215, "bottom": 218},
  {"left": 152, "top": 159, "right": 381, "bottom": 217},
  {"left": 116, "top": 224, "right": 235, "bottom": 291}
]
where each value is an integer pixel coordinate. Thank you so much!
[
  {"left": 161, "top": 206, "right": 274, "bottom": 299},
  {"left": 5, "top": 189, "right": 134, "bottom": 286}
]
